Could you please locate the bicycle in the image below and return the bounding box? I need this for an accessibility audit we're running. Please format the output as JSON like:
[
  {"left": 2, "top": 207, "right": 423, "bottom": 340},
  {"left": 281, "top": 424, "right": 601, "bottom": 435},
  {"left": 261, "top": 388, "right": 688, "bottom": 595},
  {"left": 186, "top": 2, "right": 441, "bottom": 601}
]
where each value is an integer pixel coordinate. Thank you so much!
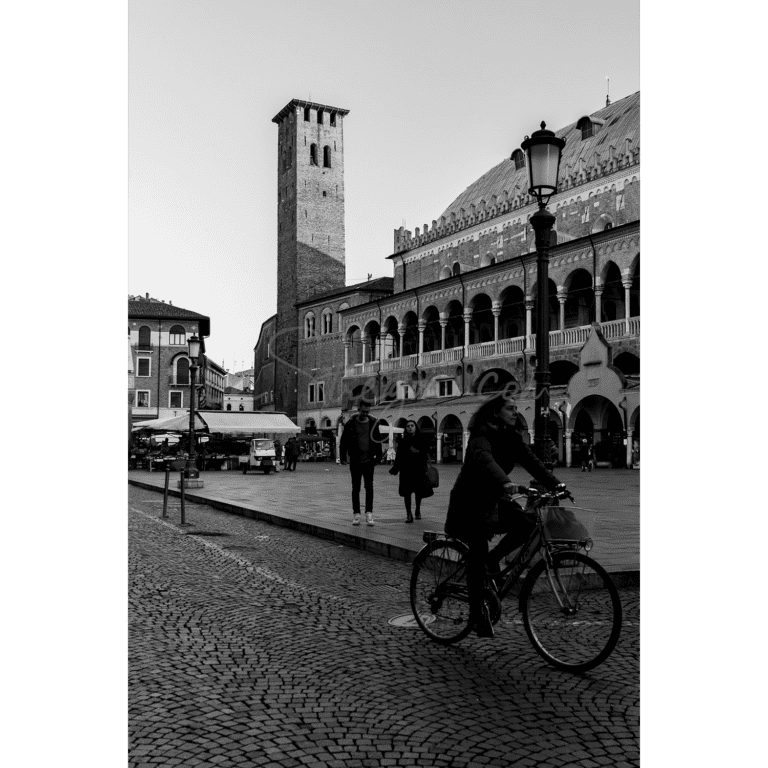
[{"left": 409, "top": 484, "right": 623, "bottom": 673}]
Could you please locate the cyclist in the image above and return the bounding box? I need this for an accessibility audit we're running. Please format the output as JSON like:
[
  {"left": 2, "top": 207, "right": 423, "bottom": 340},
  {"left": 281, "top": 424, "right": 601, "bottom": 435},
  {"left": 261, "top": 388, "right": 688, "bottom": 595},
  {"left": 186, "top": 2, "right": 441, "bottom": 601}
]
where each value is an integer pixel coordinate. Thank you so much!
[{"left": 444, "top": 391, "right": 564, "bottom": 637}]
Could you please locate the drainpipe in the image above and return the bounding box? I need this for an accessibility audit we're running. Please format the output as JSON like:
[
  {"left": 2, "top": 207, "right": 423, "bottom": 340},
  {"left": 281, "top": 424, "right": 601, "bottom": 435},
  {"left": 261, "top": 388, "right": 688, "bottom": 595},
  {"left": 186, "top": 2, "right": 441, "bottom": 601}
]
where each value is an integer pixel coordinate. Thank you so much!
[
  {"left": 156, "top": 320, "right": 162, "bottom": 419},
  {"left": 413, "top": 285, "right": 421, "bottom": 400},
  {"left": 588, "top": 232, "right": 598, "bottom": 323},
  {"left": 517, "top": 253, "right": 528, "bottom": 383},
  {"left": 458, "top": 272, "right": 467, "bottom": 395}
]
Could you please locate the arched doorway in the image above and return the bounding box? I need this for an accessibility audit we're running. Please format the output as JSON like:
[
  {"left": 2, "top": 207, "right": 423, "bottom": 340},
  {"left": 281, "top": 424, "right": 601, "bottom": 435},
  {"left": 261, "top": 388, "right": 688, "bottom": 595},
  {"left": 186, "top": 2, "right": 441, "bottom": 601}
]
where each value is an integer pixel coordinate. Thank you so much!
[
  {"left": 571, "top": 395, "right": 626, "bottom": 468},
  {"left": 440, "top": 414, "right": 464, "bottom": 463},
  {"left": 417, "top": 415, "right": 437, "bottom": 461}
]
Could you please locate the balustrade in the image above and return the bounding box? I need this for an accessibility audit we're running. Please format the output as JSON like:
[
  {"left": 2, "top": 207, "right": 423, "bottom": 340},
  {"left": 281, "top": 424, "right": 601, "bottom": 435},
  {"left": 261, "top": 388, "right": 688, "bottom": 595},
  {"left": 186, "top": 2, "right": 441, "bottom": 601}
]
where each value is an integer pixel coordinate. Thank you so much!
[{"left": 467, "top": 341, "right": 497, "bottom": 359}]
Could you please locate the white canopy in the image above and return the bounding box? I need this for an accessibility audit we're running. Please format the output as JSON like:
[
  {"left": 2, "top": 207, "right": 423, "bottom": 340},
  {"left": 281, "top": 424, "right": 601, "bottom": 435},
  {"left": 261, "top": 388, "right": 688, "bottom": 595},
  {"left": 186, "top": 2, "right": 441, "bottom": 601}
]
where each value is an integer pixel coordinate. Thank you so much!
[{"left": 133, "top": 411, "right": 300, "bottom": 435}]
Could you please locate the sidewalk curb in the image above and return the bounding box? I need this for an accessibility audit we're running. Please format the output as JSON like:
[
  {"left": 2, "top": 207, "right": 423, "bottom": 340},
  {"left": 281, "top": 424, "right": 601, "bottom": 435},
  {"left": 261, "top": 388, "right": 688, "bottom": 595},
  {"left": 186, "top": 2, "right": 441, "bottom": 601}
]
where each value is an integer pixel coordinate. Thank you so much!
[{"left": 128, "top": 478, "right": 639, "bottom": 585}]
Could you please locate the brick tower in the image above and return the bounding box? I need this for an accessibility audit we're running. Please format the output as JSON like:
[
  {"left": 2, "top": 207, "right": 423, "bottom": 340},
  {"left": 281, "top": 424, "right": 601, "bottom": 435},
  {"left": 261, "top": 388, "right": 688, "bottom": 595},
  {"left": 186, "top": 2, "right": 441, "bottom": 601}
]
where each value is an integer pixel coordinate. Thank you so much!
[{"left": 271, "top": 99, "right": 349, "bottom": 419}]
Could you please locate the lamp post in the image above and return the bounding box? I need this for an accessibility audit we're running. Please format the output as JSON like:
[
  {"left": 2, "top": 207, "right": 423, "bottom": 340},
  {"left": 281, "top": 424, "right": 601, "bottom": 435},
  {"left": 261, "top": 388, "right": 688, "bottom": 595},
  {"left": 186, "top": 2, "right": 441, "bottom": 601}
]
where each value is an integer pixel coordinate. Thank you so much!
[
  {"left": 187, "top": 334, "right": 201, "bottom": 475},
  {"left": 520, "top": 122, "right": 566, "bottom": 459}
]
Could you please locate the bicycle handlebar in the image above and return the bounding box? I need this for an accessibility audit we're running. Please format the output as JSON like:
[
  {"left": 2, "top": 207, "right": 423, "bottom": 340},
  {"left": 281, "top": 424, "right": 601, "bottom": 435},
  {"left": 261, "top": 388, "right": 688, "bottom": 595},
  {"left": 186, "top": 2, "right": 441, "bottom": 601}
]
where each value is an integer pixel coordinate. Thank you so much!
[{"left": 504, "top": 483, "right": 575, "bottom": 504}]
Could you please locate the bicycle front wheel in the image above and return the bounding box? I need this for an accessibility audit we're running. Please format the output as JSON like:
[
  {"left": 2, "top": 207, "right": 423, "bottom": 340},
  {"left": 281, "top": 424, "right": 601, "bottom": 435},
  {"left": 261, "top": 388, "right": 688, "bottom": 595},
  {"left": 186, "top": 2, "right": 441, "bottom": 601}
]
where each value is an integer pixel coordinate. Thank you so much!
[
  {"left": 520, "top": 551, "right": 622, "bottom": 673},
  {"left": 410, "top": 539, "right": 473, "bottom": 644}
]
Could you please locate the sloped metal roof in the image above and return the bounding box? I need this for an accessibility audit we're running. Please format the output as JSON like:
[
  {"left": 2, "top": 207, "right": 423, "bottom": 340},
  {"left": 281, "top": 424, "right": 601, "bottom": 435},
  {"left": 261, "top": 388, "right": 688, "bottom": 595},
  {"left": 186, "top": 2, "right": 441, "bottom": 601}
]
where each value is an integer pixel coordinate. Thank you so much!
[{"left": 439, "top": 92, "right": 640, "bottom": 221}]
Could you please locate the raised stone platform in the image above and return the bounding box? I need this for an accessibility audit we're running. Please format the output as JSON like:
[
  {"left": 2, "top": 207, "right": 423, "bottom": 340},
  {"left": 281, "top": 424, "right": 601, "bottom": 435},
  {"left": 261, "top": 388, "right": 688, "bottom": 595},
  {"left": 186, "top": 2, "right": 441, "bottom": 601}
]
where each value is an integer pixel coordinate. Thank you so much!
[{"left": 177, "top": 479, "right": 205, "bottom": 489}]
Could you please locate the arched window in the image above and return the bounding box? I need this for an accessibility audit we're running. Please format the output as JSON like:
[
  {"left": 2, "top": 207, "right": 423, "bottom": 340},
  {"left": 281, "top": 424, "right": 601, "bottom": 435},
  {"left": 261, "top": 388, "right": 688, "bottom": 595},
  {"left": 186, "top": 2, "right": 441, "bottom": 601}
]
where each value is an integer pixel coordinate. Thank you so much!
[
  {"left": 169, "top": 325, "right": 186, "bottom": 345},
  {"left": 511, "top": 149, "right": 525, "bottom": 170},
  {"left": 322, "top": 310, "right": 333, "bottom": 334},
  {"left": 226, "top": 403, "right": 232, "bottom": 411},
  {"left": 138, "top": 325, "right": 151, "bottom": 349},
  {"left": 310, "top": 144, "right": 318, "bottom": 165},
  {"left": 304, "top": 312, "right": 316, "bottom": 338},
  {"left": 452, "top": 262, "right": 461, "bottom": 276},
  {"left": 238, "top": 403, "right": 244, "bottom": 411},
  {"left": 578, "top": 117, "right": 595, "bottom": 140},
  {"left": 176, "top": 357, "right": 190, "bottom": 385},
  {"left": 323, "top": 146, "right": 331, "bottom": 167}
]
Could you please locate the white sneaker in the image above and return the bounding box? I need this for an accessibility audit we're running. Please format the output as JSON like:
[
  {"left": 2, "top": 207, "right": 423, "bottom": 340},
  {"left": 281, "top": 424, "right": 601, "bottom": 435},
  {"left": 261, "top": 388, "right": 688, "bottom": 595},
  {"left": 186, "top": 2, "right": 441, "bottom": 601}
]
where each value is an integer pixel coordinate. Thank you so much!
[
  {"left": 352, "top": 513, "right": 361, "bottom": 526},
  {"left": 365, "top": 512, "right": 374, "bottom": 526}
]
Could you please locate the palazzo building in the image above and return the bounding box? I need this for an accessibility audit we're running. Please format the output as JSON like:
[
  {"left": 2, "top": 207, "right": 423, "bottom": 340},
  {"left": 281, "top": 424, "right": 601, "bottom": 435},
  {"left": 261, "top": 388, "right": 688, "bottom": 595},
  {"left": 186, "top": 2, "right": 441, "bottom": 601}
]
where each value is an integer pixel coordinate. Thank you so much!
[{"left": 254, "top": 93, "right": 640, "bottom": 467}]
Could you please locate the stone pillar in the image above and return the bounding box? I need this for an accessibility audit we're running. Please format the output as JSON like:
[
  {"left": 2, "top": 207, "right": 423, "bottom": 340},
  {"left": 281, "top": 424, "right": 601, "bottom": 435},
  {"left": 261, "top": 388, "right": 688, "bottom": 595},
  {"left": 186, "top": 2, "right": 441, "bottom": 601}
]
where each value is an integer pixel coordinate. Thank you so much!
[
  {"left": 343, "top": 340, "right": 350, "bottom": 371},
  {"left": 398, "top": 328, "right": 406, "bottom": 358},
  {"left": 528, "top": 428, "right": 535, "bottom": 444},
  {"left": 565, "top": 429, "right": 573, "bottom": 468},
  {"left": 436, "top": 432, "right": 443, "bottom": 465},
  {"left": 462, "top": 430, "right": 470, "bottom": 459},
  {"left": 557, "top": 291, "right": 567, "bottom": 331},
  {"left": 361, "top": 332, "right": 368, "bottom": 364},
  {"left": 626, "top": 428, "right": 634, "bottom": 468},
  {"left": 525, "top": 300, "right": 534, "bottom": 340},
  {"left": 463, "top": 311, "right": 472, "bottom": 353},
  {"left": 491, "top": 301, "right": 501, "bottom": 346},
  {"left": 594, "top": 285, "right": 604, "bottom": 324},
  {"left": 418, "top": 321, "right": 426, "bottom": 357},
  {"left": 439, "top": 315, "right": 448, "bottom": 350},
  {"left": 622, "top": 278, "right": 633, "bottom": 324}
]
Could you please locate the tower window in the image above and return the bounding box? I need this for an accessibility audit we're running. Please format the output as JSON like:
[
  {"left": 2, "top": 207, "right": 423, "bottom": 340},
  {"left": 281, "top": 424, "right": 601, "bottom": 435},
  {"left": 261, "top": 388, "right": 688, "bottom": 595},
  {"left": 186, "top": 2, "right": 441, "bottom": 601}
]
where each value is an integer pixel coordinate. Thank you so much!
[
  {"left": 330, "top": 111, "right": 336, "bottom": 126},
  {"left": 310, "top": 144, "right": 318, "bottom": 165},
  {"left": 511, "top": 149, "right": 525, "bottom": 170},
  {"left": 323, "top": 146, "right": 331, "bottom": 167},
  {"left": 317, "top": 108, "right": 324, "bottom": 125},
  {"left": 577, "top": 117, "right": 596, "bottom": 140},
  {"left": 304, "top": 106, "right": 310, "bottom": 121}
]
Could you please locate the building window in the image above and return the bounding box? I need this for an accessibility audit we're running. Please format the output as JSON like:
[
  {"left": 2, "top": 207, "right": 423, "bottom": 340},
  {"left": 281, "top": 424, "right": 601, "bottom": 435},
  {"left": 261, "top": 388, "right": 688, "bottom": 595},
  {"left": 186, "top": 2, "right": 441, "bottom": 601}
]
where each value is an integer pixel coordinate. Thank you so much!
[
  {"left": 169, "top": 325, "right": 186, "bottom": 345},
  {"left": 239, "top": 403, "right": 244, "bottom": 411},
  {"left": 137, "top": 357, "right": 151, "bottom": 377},
  {"left": 511, "top": 149, "right": 525, "bottom": 170},
  {"left": 138, "top": 325, "right": 151, "bottom": 349},
  {"left": 310, "top": 144, "right": 318, "bottom": 165},
  {"left": 136, "top": 390, "right": 150, "bottom": 408},
  {"left": 169, "top": 391, "right": 183, "bottom": 408},
  {"left": 323, "top": 146, "right": 331, "bottom": 167},
  {"left": 322, "top": 311, "right": 333, "bottom": 334},
  {"left": 226, "top": 403, "right": 232, "bottom": 411},
  {"left": 176, "top": 357, "right": 190, "bottom": 385},
  {"left": 438, "top": 380, "right": 454, "bottom": 397},
  {"left": 452, "top": 262, "right": 461, "bottom": 277},
  {"left": 304, "top": 106, "right": 310, "bottom": 121},
  {"left": 308, "top": 382, "right": 325, "bottom": 403},
  {"left": 616, "top": 193, "right": 625, "bottom": 211},
  {"left": 304, "top": 312, "right": 316, "bottom": 338},
  {"left": 330, "top": 111, "right": 336, "bottom": 126},
  {"left": 317, "top": 108, "right": 324, "bottom": 125},
  {"left": 578, "top": 117, "right": 594, "bottom": 140}
]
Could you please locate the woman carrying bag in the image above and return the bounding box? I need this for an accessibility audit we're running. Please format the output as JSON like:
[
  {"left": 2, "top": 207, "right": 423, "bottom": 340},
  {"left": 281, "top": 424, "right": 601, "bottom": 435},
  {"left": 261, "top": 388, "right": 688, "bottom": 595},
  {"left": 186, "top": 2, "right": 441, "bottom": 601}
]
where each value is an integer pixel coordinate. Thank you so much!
[{"left": 389, "top": 420, "right": 432, "bottom": 523}]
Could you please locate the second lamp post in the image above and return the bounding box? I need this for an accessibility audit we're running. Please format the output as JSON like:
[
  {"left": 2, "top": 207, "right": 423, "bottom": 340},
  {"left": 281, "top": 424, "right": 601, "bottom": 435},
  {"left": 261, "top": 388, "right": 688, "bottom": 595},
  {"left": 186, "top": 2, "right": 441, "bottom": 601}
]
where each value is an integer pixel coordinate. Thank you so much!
[
  {"left": 187, "top": 333, "right": 201, "bottom": 474},
  {"left": 520, "top": 122, "right": 565, "bottom": 458}
]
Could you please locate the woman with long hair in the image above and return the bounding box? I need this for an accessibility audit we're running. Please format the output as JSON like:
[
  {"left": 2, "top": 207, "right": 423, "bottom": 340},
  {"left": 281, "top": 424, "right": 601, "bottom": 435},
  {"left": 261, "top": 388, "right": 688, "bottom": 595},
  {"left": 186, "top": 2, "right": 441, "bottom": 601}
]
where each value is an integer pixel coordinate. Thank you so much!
[
  {"left": 389, "top": 420, "right": 430, "bottom": 523},
  {"left": 445, "top": 391, "right": 564, "bottom": 638}
]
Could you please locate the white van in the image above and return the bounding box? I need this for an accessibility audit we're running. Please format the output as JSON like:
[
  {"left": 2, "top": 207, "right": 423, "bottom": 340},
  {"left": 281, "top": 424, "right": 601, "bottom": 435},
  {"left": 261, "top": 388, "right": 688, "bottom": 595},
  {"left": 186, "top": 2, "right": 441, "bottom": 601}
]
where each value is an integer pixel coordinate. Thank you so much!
[{"left": 240, "top": 438, "right": 277, "bottom": 474}]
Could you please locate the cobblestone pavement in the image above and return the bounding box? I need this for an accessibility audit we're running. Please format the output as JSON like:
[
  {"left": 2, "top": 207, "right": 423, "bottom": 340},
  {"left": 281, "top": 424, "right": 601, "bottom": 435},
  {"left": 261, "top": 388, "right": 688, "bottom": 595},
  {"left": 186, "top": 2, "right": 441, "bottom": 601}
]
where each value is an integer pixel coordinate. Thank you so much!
[
  {"left": 129, "top": 462, "right": 638, "bottom": 573},
  {"left": 130, "top": 486, "right": 639, "bottom": 768}
]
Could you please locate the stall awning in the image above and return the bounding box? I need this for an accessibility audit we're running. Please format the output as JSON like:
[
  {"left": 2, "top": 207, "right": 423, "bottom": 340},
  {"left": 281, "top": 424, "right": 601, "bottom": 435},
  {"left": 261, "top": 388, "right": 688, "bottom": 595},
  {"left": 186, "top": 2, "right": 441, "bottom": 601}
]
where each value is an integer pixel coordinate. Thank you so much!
[{"left": 133, "top": 411, "right": 300, "bottom": 435}]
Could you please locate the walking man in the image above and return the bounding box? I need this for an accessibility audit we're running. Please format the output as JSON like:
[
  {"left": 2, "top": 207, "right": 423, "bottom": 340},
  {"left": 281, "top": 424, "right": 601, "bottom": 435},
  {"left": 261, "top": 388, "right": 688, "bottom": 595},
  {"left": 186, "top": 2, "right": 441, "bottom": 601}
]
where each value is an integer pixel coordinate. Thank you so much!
[{"left": 339, "top": 398, "right": 382, "bottom": 526}]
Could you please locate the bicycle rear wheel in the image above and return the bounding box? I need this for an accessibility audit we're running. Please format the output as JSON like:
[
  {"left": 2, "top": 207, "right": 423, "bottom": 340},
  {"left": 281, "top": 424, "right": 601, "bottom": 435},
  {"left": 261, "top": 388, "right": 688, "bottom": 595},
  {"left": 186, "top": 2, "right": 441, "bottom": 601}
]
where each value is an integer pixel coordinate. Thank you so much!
[
  {"left": 410, "top": 539, "right": 473, "bottom": 644},
  {"left": 520, "top": 551, "right": 622, "bottom": 673}
]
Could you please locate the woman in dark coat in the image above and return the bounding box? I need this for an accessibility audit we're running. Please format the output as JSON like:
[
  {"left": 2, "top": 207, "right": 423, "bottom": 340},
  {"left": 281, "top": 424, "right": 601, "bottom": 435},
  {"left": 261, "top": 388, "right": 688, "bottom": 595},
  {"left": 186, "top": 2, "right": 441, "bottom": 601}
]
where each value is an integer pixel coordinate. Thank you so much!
[
  {"left": 445, "top": 393, "right": 563, "bottom": 637},
  {"left": 389, "top": 420, "right": 430, "bottom": 523}
]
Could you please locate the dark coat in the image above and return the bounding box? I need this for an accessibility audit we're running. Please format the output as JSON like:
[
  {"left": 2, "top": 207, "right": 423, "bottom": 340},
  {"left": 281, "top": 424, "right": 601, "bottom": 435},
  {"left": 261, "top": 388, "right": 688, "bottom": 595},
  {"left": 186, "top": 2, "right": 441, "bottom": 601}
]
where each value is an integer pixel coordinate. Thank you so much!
[
  {"left": 339, "top": 417, "right": 383, "bottom": 464},
  {"left": 390, "top": 434, "right": 429, "bottom": 497},
  {"left": 284, "top": 439, "right": 299, "bottom": 459},
  {"left": 445, "top": 424, "right": 559, "bottom": 540}
]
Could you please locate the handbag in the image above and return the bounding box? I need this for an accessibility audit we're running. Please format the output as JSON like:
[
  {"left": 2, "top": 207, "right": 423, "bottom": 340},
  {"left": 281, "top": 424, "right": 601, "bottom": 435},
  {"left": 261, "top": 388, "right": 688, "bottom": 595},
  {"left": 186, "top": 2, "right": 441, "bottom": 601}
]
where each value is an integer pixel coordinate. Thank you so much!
[
  {"left": 419, "top": 472, "right": 435, "bottom": 499},
  {"left": 425, "top": 463, "right": 439, "bottom": 489}
]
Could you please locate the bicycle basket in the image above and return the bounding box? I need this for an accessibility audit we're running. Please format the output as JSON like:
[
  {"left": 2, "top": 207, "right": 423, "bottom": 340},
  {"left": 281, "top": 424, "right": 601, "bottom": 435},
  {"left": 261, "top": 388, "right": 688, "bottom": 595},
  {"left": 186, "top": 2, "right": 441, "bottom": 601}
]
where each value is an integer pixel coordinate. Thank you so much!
[{"left": 541, "top": 506, "right": 591, "bottom": 543}]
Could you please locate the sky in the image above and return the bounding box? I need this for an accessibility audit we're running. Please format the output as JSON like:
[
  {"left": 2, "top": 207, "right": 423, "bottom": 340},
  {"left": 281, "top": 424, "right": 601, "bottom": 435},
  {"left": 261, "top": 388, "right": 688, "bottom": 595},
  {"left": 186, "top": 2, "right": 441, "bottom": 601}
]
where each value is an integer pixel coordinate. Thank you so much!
[{"left": 128, "top": 0, "right": 640, "bottom": 372}]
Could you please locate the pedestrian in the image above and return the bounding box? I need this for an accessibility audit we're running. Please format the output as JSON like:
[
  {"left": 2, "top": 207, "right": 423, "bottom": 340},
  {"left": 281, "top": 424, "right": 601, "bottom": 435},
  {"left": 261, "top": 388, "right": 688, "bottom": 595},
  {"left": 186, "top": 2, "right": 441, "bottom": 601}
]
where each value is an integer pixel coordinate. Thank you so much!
[
  {"left": 339, "top": 398, "right": 382, "bottom": 526},
  {"left": 284, "top": 436, "right": 299, "bottom": 471},
  {"left": 580, "top": 439, "right": 592, "bottom": 472},
  {"left": 444, "top": 393, "right": 564, "bottom": 638},
  {"left": 389, "top": 420, "right": 430, "bottom": 523},
  {"left": 274, "top": 440, "right": 283, "bottom": 472}
]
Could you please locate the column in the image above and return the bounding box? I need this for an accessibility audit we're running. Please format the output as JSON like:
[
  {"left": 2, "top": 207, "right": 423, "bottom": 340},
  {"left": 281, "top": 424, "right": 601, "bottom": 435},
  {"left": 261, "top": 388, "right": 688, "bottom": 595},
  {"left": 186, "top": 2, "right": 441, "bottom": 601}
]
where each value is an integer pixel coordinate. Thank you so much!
[
  {"left": 565, "top": 429, "right": 573, "bottom": 468},
  {"left": 418, "top": 321, "right": 426, "bottom": 358},
  {"left": 557, "top": 291, "right": 566, "bottom": 331},
  {"left": 398, "top": 328, "right": 406, "bottom": 359},
  {"left": 622, "top": 278, "right": 633, "bottom": 330},
  {"left": 463, "top": 311, "right": 472, "bottom": 353},
  {"left": 361, "top": 332, "right": 368, "bottom": 364},
  {"left": 343, "top": 340, "right": 350, "bottom": 371},
  {"left": 462, "top": 430, "right": 470, "bottom": 458},
  {"left": 528, "top": 428, "right": 535, "bottom": 444},
  {"left": 436, "top": 432, "right": 443, "bottom": 465},
  {"left": 491, "top": 301, "right": 501, "bottom": 351},
  {"left": 525, "top": 300, "right": 534, "bottom": 341},
  {"left": 626, "top": 428, "right": 634, "bottom": 468},
  {"left": 439, "top": 316, "right": 447, "bottom": 351},
  {"left": 594, "top": 285, "right": 604, "bottom": 324}
]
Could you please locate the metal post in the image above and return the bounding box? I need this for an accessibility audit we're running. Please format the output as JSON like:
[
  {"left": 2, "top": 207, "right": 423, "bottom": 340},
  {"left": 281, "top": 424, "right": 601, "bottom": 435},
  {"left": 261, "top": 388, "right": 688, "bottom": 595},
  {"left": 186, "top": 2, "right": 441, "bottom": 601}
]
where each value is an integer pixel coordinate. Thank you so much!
[
  {"left": 162, "top": 466, "right": 170, "bottom": 518},
  {"left": 188, "top": 363, "right": 197, "bottom": 468},
  {"left": 531, "top": 204, "right": 556, "bottom": 455},
  {"left": 179, "top": 469, "right": 188, "bottom": 525}
]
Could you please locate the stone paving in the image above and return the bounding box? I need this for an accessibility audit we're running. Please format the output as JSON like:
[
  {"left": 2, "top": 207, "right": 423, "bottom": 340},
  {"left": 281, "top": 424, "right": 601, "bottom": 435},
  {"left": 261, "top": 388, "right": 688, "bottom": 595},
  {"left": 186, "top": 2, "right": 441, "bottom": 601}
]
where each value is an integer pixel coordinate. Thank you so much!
[
  {"left": 128, "top": 462, "right": 638, "bottom": 574},
  {"left": 129, "top": 485, "right": 639, "bottom": 767}
]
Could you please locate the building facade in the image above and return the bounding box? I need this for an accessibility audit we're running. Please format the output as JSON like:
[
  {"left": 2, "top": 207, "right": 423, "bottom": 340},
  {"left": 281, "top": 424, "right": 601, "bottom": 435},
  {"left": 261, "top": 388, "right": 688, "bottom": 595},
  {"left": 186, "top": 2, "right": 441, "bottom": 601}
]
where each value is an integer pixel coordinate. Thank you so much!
[
  {"left": 128, "top": 294, "right": 211, "bottom": 422},
  {"left": 256, "top": 92, "right": 640, "bottom": 467}
]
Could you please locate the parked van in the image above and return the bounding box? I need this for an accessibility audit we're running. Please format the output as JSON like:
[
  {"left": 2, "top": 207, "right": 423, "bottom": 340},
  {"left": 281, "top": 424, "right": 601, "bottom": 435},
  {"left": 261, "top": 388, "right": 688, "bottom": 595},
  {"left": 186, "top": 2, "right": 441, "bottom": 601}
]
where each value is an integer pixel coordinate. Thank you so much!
[{"left": 240, "top": 438, "right": 277, "bottom": 474}]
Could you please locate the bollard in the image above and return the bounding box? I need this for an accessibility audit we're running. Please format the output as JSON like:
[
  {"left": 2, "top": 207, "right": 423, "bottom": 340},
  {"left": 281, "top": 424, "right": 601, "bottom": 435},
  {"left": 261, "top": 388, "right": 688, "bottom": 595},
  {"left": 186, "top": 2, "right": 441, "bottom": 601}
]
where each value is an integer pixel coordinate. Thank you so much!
[
  {"left": 179, "top": 469, "right": 186, "bottom": 525},
  {"left": 162, "top": 467, "right": 170, "bottom": 519}
]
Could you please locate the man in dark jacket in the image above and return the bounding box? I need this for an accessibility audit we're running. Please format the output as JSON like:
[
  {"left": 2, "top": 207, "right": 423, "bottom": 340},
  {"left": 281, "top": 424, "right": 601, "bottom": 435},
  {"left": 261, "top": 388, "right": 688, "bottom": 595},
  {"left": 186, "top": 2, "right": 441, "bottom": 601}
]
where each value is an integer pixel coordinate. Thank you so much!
[
  {"left": 339, "top": 399, "right": 382, "bottom": 526},
  {"left": 446, "top": 394, "right": 563, "bottom": 637}
]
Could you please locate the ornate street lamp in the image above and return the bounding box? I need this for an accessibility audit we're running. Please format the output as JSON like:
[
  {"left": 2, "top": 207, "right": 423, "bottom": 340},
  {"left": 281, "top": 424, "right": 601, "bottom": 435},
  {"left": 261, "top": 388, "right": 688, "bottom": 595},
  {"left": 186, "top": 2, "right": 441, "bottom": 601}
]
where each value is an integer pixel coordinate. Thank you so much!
[
  {"left": 186, "top": 333, "right": 201, "bottom": 476},
  {"left": 520, "top": 122, "right": 566, "bottom": 458}
]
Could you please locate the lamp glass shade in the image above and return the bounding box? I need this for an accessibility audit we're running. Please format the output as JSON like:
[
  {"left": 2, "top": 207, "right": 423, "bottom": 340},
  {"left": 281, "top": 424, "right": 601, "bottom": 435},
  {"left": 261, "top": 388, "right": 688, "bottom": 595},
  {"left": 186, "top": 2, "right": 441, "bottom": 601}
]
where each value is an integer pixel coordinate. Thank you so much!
[
  {"left": 187, "top": 335, "right": 201, "bottom": 361},
  {"left": 528, "top": 142, "right": 561, "bottom": 196}
]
